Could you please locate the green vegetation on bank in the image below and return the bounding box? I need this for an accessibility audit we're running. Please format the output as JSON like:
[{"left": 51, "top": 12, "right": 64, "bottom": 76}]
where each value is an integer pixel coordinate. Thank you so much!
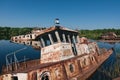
[
  {"left": 79, "top": 29, "right": 120, "bottom": 39},
  {"left": 0, "top": 27, "right": 33, "bottom": 40},
  {"left": 0, "top": 26, "right": 120, "bottom": 40}
]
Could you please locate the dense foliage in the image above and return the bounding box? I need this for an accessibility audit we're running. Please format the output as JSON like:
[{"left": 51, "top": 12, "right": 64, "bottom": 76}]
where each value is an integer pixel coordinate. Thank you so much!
[
  {"left": 0, "top": 27, "right": 33, "bottom": 40},
  {"left": 0, "top": 26, "right": 120, "bottom": 40},
  {"left": 79, "top": 29, "right": 120, "bottom": 40}
]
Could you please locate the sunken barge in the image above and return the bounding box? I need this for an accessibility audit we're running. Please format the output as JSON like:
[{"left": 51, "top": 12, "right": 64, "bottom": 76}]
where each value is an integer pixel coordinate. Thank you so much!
[{"left": 0, "top": 20, "right": 113, "bottom": 80}]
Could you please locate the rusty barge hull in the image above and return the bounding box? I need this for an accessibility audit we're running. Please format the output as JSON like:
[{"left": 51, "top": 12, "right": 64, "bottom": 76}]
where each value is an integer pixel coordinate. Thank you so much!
[
  {"left": 0, "top": 23, "right": 113, "bottom": 80},
  {"left": 0, "top": 49, "right": 112, "bottom": 80}
]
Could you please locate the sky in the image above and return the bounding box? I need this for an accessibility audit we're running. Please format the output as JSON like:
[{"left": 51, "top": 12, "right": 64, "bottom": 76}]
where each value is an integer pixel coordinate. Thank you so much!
[{"left": 0, "top": 0, "right": 120, "bottom": 29}]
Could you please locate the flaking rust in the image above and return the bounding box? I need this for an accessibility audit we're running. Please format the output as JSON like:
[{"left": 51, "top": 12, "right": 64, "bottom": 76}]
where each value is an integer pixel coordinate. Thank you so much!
[{"left": 0, "top": 23, "right": 113, "bottom": 80}]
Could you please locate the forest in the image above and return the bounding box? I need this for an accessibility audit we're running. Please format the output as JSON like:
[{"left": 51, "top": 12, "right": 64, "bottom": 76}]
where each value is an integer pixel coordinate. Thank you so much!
[
  {"left": 0, "top": 27, "right": 33, "bottom": 40},
  {"left": 0, "top": 26, "right": 120, "bottom": 40},
  {"left": 79, "top": 29, "right": 120, "bottom": 39}
]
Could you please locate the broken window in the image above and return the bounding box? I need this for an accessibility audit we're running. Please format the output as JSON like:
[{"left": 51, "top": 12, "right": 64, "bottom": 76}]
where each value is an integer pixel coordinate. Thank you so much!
[{"left": 40, "top": 34, "right": 51, "bottom": 47}]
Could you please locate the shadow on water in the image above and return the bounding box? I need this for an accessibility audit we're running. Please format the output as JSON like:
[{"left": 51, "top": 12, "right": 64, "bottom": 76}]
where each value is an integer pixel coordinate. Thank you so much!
[{"left": 88, "top": 42, "right": 120, "bottom": 80}]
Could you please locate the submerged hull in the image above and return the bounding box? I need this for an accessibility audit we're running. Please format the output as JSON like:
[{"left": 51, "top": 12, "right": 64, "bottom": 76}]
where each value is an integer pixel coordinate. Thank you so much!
[
  {"left": 0, "top": 25, "right": 113, "bottom": 80},
  {"left": 0, "top": 49, "right": 112, "bottom": 80}
]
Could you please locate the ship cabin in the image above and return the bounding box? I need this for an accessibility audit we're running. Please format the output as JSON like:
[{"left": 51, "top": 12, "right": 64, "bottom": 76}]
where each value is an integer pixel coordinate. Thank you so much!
[{"left": 35, "top": 26, "right": 80, "bottom": 63}]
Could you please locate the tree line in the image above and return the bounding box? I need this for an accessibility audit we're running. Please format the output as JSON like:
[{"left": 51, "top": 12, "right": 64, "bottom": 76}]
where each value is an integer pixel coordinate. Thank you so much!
[
  {"left": 0, "top": 26, "right": 120, "bottom": 40},
  {"left": 0, "top": 27, "right": 47, "bottom": 40},
  {"left": 79, "top": 28, "right": 120, "bottom": 40},
  {"left": 0, "top": 27, "right": 33, "bottom": 40}
]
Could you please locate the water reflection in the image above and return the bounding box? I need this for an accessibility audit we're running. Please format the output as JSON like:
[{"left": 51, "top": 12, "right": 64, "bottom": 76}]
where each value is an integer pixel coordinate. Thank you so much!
[
  {"left": 0, "top": 40, "right": 40, "bottom": 73},
  {"left": 11, "top": 40, "right": 41, "bottom": 50}
]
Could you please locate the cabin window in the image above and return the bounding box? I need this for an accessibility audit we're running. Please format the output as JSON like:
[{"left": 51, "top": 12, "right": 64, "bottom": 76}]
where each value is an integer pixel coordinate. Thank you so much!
[
  {"left": 46, "top": 40, "right": 51, "bottom": 46},
  {"left": 62, "top": 33, "right": 70, "bottom": 43},
  {"left": 65, "top": 35, "right": 69, "bottom": 43},
  {"left": 51, "top": 32, "right": 57, "bottom": 43},
  {"left": 40, "top": 34, "right": 51, "bottom": 47},
  {"left": 69, "top": 64, "right": 74, "bottom": 73},
  {"left": 11, "top": 76, "right": 18, "bottom": 80},
  {"left": 74, "top": 36, "right": 78, "bottom": 43}
]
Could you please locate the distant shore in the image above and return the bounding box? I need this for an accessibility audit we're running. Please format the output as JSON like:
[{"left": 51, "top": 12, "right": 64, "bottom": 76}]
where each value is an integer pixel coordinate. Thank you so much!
[{"left": 97, "top": 40, "right": 120, "bottom": 43}]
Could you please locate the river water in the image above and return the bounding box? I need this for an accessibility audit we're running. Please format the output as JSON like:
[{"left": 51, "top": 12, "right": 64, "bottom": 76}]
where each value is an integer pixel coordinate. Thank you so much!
[
  {"left": 88, "top": 42, "right": 120, "bottom": 80},
  {"left": 0, "top": 40, "right": 40, "bottom": 73},
  {"left": 0, "top": 40, "right": 120, "bottom": 80}
]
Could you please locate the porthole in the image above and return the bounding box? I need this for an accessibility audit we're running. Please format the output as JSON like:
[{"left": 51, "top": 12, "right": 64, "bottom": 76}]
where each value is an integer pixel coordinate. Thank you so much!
[
  {"left": 40, "top": 72, "right": 50, "bottom": 80},
  {"left": 91, "top": 57, "right": 94, "bottom": 61},
  {"left": 69, "top": 64, "right": 74, "bottom": 73},
  {"left": 11, "top": 76, "right": 18, "bottom": 80},
  {"left": 41, "top": 74, "right": 49, "bottom": 80}
]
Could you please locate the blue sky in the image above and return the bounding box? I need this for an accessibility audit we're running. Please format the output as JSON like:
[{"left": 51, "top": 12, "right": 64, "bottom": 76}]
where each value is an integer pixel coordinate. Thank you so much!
[{"left": 0, "top": 0, "right": 120, "bottom": 29}]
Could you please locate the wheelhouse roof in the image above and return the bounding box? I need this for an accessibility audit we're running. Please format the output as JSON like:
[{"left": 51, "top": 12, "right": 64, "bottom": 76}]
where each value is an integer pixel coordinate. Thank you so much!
[{"left": 36, "top": 26, "right": 78, "bottom": 36}]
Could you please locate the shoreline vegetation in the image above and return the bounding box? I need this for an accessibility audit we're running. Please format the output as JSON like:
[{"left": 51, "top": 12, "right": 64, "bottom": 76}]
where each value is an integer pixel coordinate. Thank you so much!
[
  {"left": 0, "top": 27, "right": 46, "bottom": 40},
  {"left": 0, "top": 26, "right": 120, "bottom": 40},
  {"left": 0, "top": 27, "right": 120, "bottom": 79}
]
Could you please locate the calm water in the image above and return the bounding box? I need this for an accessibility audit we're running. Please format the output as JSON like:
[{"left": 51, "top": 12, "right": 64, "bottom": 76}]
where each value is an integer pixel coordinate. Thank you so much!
[
  {"left": 88, "top": 42, "right": 120, "bottom": 80},
  {"left": 0, "top": 40, "right": 40, "bottom": 72},
  {"left": 0, "top": 40, "right": 120, "bottom": 80}
]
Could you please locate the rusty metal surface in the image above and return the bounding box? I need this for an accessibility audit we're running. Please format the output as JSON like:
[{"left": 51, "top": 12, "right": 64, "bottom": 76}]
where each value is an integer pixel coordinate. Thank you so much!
[
  {"left": 0, "top": 49, "right": 112, "bottom": 80},
  {"left": 11, "top": 26, "right": 78, "bottom": 41},
  {"left": 1, "top": 26, "right": 113, "bottom": 80},
  {"left": 41, "top": 43, "right": 74, "bottom": 63}
]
